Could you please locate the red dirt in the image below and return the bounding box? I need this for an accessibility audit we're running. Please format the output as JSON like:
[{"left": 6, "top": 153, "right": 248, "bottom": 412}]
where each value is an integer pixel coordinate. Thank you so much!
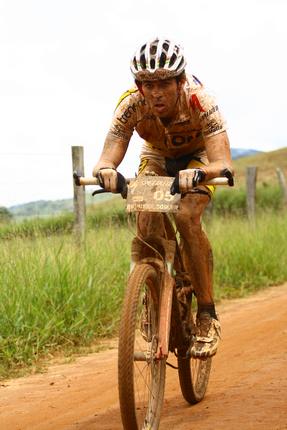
[{"left": 1, "top": 284, "right": 287, "bottom": 430}]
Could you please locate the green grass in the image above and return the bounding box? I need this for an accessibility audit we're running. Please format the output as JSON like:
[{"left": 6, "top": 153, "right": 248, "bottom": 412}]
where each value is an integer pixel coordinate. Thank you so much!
[
  {"left": 208, "top": 211, "right": 287, "bottom": 298},
  {"left": 0, "top": 227, "right": 131, "bottom": 378},
  {"left": 1, "top": 184, "right": 285, "bottom": 240},
  {"left": 211, "top": 183, "right": 284, "bottom": 215},
  {"left": 0, "top": 197, "right": 126, "bottom": 240},
  {"left": 1, "top": 210, "right": 287, "bottom": 378},
  {"left": 0, "top": 213, "right": 74, "bottom": 239}
]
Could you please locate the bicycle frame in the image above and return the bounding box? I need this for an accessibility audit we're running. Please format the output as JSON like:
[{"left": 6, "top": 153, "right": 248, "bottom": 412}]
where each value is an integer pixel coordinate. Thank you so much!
[
  {"left": 130, "top": 232, "right": 177, "bottom": 360},
  {"left": 73, "top": 172, "right": 231, "bottom": 360},
  {"left": 74, "top": 171, "right": 234, "bottom": 429}
]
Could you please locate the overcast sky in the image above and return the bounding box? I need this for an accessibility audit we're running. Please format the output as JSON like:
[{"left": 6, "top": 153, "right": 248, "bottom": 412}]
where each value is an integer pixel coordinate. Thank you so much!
[{"left": 0, "top": 0, "right": 286, "bottom": 207}]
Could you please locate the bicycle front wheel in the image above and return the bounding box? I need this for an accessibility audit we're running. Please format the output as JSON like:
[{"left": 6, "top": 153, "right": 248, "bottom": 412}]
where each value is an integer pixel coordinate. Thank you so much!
[{"left": 118, "top": 263, "right": 166, "bottom": 430}]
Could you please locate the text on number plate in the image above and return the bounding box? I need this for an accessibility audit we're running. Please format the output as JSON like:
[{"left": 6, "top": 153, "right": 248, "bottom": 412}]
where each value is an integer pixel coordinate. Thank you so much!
[{"left": 126, "top": 177, "right": 180, "bottom": 213}]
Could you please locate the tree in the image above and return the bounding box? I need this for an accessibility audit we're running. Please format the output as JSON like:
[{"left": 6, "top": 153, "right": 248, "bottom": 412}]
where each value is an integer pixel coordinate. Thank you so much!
[{"left": 0, "top": 207, "right": 13, "bottom": 223}]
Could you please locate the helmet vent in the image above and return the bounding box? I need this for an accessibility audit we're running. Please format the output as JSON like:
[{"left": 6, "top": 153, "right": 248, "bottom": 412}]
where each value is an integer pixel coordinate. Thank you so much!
[
  {"left": 133, "top": 57, "right": 137, "bottom": 70},
  {"left": 169, "top": 53, "right": 177, "bottom": 67},
  {"left": 140, "top": 54, "right": 146, "bottom": 69},
  {"left": 159, "top": 52, "right": 167, "bottom": 68},
  {"left": 150, "top": 58, "right": 156, "bottom": 69},
  {"left": 150, "top": 44, "right": 157, "bottom": 56},
  {"left": 178, "top": 57, "right": 185, "bottom": 70},
  {"left": 163, "top": 42, "right": 169, "bottom": 52}
]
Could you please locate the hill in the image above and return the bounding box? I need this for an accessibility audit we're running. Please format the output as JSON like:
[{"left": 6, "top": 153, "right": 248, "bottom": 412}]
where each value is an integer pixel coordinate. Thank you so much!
[
  {"left": 232, "top": 147, "right": 287, "bottom": 187},
  {"left": 9, "top": 192, "right": 114, "bottom": 219},
  {"left": 231, "top": 148, "right": 262, "bottom": 159}
]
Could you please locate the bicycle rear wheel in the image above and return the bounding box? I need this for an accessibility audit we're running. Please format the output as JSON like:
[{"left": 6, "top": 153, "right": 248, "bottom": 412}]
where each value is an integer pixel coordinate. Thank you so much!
[
  {"left": 118, "top": 263, "right": 166, "bottom": 430},
  {"left": 178, "top": 354, "right": 212, "bottom": 404},
  {"left": 177, "top": 295, "right": 212, "bottom": 404}
]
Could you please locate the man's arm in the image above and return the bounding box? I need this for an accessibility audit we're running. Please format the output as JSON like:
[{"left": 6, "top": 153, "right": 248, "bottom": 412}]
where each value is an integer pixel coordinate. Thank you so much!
[
  {"left": 91, "top": 135, "right": 129, "bottom": 193},
  {"left": 177, "top": 131, "right": 233, "bottom": 193},
  {"left": 204, "top": 131, "right": 234, "bottom": 179},
  {"left": 92, "top": 88, "right": 139, "bottom": 191},
  {"left": 92, "top": 134, "right": 129, "bottom": 174},
  {"left": 176, "top": 85, "right": 234, "bottom": 193}
]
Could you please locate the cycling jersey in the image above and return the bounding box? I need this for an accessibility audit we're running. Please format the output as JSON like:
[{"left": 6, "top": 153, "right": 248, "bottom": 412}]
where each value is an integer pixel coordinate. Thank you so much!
[{"left": 108, "top": 74, "right": 226, "bottom": 160}]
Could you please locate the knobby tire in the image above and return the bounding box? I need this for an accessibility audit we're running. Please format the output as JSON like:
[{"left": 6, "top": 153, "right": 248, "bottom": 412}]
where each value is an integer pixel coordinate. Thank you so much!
[
  {"left": 177, "top": 296, "right": 212, "bottom": 403},
  {"left": 118, "top": 263, "right": 166, "bottom": 430}
]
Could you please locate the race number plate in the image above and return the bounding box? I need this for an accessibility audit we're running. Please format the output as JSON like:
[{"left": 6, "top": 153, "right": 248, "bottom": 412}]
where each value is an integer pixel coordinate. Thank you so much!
[{"left": 126, "top": 177, "right": 180, "bottom": 213}]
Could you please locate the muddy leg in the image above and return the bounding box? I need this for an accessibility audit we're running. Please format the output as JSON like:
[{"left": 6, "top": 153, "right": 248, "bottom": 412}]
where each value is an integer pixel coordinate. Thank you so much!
[{"left": 174, "top": 193, "right": 214, "bottom": 307}]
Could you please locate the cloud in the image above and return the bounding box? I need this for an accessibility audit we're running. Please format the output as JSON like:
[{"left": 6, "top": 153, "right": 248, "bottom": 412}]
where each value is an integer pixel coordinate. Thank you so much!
[{"left": 0, "top": 0, "right": 286, "bottom": 205}]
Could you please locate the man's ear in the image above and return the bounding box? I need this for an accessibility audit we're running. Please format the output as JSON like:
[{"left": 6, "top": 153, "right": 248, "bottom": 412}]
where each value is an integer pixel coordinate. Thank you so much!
[{"left": 135, "top": 80, "right": 144, "bottom": 96}]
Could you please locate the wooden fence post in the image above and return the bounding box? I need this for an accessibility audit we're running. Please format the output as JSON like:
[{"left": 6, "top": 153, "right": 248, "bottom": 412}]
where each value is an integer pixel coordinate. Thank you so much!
[
  {"left": 276, "top": 168, "right": 287, "bottom": 207},
  {"left": 72, "top": 146, "right": 86, "bottom": 244},
  {"left": 246, "top": 166, "right": 257, "bottom": 222}
]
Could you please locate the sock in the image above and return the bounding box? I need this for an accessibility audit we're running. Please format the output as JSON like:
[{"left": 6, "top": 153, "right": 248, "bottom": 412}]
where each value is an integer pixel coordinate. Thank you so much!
[{"left": 197, "top": 303, "right": 218, "bottom": 319}]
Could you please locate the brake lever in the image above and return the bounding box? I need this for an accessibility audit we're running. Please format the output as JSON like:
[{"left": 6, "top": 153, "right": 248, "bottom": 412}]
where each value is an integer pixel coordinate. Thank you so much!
[
  {"left": 220, "top": 168, "right": 234, "bottom": 186},
  {"left": 91, "top": 171, "right": 128, "bottom": 199},
  {"left": 170, "top": 173, "right": 180, "bottom": 195}
]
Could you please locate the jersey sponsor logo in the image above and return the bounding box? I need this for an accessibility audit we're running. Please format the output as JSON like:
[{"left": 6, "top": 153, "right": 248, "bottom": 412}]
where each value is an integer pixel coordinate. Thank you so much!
[
  {"left": 117, "top": 99, "right": 145, "bottom": 124},
  {"left": 110, "top": 124, "right": 129, "bottom": 140},
  {"left": 165, "top": 131, "right": 202, "bottom": 147},
  {"left": 190, "top": 94, "right": 206, "bottom": 112},
  {"left": 205, "top": 119, "right": 223, "bottom": 135},
  {"left": 201, "top": 105, "right": 219, "bottom": 120}
]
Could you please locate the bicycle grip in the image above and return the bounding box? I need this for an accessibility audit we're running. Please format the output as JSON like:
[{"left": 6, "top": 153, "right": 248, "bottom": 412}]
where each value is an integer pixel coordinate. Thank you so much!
[{"left": 73, "top": 171, "right": 99, "bottom": 186}]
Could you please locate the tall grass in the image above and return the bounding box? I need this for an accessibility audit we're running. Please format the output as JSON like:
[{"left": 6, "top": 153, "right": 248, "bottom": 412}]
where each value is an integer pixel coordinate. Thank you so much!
[
  {"left": 208, "top": 212, "right": 287, "bottom": 298},
  {"left": 0, "top": 227, "right": 131, "bottom": 377},
  {"left": 0, "top": 184, "right": 284, "bottom": 239},
  {"left": 212, "top": 184, "right": 284, "bottom": 215},
  {"left": 1, "top": 211, "right": 287, "bottom": 378},
  {"left": 0, "top": 197, "right": 126, "bottom": 240}
]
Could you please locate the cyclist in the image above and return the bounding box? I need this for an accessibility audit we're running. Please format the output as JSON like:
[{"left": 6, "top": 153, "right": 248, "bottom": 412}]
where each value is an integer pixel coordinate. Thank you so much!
[{"left": 92, "top": 38, "right": 233, "bottom": 358}]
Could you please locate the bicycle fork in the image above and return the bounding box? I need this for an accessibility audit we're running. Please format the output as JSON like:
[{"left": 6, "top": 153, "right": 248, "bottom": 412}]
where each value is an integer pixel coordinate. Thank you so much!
[
  {"left": 130, "top": 235, "right": 177, "bottom": 361},
  {"left": 156, "top": 269, "right": 175, "bottom": 360}
]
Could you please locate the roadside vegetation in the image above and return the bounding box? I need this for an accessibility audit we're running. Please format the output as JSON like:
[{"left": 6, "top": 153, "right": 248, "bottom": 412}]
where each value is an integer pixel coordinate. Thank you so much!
[
  {"left": 1, "top": 207, "right": 287, "bottom": 378},
  {"left": 0, "top": 183, "right": 285, "bottom": 239},
  {"left": 1, "top": 147, "right": 287, "bottom": 378}
]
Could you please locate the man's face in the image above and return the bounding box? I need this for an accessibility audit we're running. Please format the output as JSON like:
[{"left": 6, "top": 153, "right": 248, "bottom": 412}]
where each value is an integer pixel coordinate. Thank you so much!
[{"left": 141, "top": 78, "right": 181, "bottom": 119}]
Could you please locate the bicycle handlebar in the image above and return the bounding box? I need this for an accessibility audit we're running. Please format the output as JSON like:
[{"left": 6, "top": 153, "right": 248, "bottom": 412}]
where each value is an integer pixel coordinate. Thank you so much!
[{"left": 73, "top": 172, "right": 233, "bottom": 187}]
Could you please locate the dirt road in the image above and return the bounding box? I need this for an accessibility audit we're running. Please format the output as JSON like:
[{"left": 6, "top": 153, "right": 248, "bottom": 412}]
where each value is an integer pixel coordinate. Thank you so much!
[{"left": 1, "top": 284, "right": 287, "bottom": 430}]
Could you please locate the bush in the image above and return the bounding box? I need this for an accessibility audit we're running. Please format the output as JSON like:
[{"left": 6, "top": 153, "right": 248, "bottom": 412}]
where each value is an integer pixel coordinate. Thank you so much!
[{"left": 211, "top": 184, "right": 283, "bottom": 215}]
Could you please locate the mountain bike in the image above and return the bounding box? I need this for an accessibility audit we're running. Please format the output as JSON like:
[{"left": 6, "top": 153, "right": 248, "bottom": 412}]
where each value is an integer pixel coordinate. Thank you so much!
[{"left": 74, "top": 171, "right": 233, "bottom": 430}]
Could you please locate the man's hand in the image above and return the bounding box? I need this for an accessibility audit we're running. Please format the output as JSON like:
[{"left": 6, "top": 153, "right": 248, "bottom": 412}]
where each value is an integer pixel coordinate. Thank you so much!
[
  {"left": 94, "top": 167, "right": 118, "bottom": 193},
  {"left": 178, "top": 168, "right": 206, "bottom": 194}
]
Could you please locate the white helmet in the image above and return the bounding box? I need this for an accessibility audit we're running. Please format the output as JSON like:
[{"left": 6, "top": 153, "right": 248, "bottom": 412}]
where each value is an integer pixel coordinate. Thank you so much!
[{"left": 130, "top": 38, "right": 186, "bottom": 81}]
